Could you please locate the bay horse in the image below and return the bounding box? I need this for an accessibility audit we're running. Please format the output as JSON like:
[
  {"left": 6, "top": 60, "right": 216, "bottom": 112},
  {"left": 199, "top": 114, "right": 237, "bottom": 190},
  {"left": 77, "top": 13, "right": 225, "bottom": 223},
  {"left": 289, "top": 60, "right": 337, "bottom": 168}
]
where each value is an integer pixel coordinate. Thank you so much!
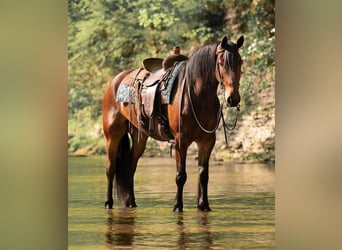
[{"left": 102, "top": 36, "right": 244, "bottom": 212}]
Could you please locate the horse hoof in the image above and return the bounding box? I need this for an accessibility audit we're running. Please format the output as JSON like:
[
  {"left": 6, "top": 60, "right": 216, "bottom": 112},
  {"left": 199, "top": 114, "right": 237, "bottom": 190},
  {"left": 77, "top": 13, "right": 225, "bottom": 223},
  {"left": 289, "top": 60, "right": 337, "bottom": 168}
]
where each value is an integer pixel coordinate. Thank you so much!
[
  {"left": 126, "top": 203, "right": 137, "bottom": 208},
  {"left": 105, "top": 201, "right": 113, "bottom": 209},
  {"left": 202, "top": 207, "right": 212, "bottom": 212},
  {"left": 198, "top": 205, "right": 212, "bottom": 212},
  {"left": 173, "top": 207, "right": 183, "bottom": 213}
]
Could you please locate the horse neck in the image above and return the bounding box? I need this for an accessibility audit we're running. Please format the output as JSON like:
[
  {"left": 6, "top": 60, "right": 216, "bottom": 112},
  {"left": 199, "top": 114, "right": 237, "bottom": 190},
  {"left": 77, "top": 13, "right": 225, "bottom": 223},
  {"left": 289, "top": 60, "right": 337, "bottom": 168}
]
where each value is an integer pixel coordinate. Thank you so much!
[
  {"left": 187, "top": 68, "right": 219, "bottom": 106},
  {"left": 185, "top": 45, "right": 219, "bottom": 103},
  {"left": 195, "top": 79, "right": 218, "bottom": 98},
  {"left": 186, "top": 76, "right": 220, "bottom": 116},
  {"left": 182, "top": 44, "right": 221, "bottom": 116}
]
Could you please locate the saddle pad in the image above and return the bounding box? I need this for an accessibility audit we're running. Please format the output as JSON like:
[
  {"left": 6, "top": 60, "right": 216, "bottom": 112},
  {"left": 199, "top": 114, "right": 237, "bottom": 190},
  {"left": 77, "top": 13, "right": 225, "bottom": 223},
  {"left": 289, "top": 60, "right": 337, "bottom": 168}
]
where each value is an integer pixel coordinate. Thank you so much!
[
  {"left": 161, "top": 61, "right": 183, "bottom": 103},
  {"left": 115, "top": 61, "right": 184, "bottom": 104},
  {"left": 116, "top": 83, "right": 136, "bottom": 104}
]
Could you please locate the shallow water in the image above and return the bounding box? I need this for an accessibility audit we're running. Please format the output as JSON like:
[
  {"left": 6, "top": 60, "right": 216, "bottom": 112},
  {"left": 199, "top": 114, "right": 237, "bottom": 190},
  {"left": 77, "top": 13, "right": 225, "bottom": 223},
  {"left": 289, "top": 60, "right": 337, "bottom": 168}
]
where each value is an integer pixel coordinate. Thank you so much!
[{"left": 68, "top": 156, "right": 275, "bottom": 249}]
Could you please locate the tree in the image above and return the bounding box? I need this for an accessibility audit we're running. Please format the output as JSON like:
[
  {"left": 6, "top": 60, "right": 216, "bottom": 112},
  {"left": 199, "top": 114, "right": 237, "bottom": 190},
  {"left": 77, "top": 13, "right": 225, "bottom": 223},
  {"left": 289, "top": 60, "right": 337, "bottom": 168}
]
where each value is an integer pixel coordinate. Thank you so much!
[{"left": 68, "top": 0, "right": 275, "bottom": 155}]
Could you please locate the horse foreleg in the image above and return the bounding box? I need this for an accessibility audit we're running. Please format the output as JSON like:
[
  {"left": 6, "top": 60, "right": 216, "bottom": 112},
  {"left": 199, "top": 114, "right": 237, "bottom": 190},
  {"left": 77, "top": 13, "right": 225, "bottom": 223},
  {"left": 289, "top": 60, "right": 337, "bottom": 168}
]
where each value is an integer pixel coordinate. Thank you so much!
[
  {"left": 173, "top": 141, "right": 189, "bottom": 212},
  {"left": 197, "top": 137, "right": 216, "bottom": 211}
]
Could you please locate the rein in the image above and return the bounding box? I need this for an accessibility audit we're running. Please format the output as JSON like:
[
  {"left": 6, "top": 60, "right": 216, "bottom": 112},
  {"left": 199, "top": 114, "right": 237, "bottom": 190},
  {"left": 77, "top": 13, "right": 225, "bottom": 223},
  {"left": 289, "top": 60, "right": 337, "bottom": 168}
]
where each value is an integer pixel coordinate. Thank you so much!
[
  {"left": 185, "top": 47, "right": 240, "bottom": 144},
  {"left": 221, "top": 103, "right": 239, "bottom": 145},
  {"left": 186, "top": 79, "right": 222, "bottom": 134},
  {"left": 220, "top": 81, "right": 240, "bottom": 131},
  {"left": 186, "top": 78, "right": 240, "bottom": 137},
  {"left": 185, "top": 45, "right": 240, "bottom": 136},
  {"left": 171, "top": 44, "right": 241, "bottom": 155}
]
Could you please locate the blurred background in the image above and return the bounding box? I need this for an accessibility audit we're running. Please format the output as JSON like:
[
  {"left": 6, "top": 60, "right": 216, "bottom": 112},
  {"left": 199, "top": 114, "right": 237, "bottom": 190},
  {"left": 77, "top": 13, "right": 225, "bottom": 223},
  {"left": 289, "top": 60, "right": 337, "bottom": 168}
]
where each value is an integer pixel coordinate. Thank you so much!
[
  {"left": 2, "top": 1, "right": 342, "bottom": 249},
  {"left": 68, "top": 0, "right": 275, "bottom": 163}
]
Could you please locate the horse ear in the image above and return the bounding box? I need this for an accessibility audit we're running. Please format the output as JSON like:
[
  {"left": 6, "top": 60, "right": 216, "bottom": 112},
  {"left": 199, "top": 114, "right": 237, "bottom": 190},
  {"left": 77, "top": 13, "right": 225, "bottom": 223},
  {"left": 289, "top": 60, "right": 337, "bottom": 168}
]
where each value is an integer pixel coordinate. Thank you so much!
[
  {"left": 220, "top": 36, "right": 228, "bottom": 47},
  {"left": 237, "top": 35, "right": 244, "bottom": 48}
]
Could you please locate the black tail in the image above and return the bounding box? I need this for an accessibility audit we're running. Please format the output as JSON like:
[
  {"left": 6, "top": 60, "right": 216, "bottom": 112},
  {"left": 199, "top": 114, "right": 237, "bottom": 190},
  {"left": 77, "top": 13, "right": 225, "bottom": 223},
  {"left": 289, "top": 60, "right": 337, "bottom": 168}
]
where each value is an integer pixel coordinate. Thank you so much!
[{"left": 114, "top": 132, "right": 132, "bottom": 206}]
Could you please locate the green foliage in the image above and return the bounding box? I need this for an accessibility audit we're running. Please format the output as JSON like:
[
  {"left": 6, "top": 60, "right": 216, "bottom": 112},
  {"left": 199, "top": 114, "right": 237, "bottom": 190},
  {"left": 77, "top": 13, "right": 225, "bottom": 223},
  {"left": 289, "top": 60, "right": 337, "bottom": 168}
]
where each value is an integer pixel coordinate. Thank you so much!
[
  {"left": 68, "top": 116, "right": 106, "bottom": 155},
  {"left": 223, "top": 0, "right": 275, "bottom": 115},
  {"left": 68, "top": 0, "right": 275, "bottom": 155}
]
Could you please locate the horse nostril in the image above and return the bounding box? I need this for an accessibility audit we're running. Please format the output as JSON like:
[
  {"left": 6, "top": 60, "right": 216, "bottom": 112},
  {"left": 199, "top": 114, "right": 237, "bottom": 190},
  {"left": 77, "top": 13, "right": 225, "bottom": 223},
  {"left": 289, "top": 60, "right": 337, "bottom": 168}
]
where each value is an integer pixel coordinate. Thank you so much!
[{"left": 227, "top": 97, "right": 233, "bottom": 106}]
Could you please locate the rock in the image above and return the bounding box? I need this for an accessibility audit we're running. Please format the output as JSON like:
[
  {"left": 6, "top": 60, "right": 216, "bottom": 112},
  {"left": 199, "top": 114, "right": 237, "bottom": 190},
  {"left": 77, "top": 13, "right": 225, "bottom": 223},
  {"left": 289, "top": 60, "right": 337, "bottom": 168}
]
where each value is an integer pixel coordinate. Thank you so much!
[
  {"left": 222, "top": 69, "right": 275, "bottom": 163},
  {"left": 262, "top": 137, "right": 275, "bottom": 150},
  {"left": 230, "top": 141, "right": 242, "bottom": 150}
]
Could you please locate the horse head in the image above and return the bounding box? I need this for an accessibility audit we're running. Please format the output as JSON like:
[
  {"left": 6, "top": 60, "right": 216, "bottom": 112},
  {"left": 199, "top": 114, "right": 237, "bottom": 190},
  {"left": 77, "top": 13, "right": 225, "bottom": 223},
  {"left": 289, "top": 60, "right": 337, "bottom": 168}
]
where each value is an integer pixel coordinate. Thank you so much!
[{"left": 216, "top": 35, "right": 244, "bottom": 107}]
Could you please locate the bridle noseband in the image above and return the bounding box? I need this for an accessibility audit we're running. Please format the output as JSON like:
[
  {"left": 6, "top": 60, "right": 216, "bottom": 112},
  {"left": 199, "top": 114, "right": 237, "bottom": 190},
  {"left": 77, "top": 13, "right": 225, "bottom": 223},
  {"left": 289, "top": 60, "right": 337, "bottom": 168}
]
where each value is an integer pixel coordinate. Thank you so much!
[{"left": 215, "top": 46, "right": 226, "bottom": 86}]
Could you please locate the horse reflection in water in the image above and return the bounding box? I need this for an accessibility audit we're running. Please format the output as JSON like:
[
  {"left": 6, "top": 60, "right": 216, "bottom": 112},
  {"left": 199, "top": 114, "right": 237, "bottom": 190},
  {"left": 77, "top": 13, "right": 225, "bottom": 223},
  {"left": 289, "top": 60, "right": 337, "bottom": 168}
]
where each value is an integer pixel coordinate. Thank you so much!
[
  {"left": 177, "top": 213, "right": 213, "bottom": 250},
  {"left": 102, "top": 36, "right": 244, "bottom": 212},
  {"left": 105, "top": 210, "right": 135, "bottom": 247},
  {"left": 105, "top": 210, "right": 214, "bottom": 249}
]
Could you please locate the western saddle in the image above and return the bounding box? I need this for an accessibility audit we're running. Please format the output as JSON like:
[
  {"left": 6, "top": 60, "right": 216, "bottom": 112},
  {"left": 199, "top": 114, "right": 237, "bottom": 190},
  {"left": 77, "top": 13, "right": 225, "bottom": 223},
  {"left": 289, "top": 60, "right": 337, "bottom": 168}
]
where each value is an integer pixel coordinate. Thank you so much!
[{"left": 127, "top": 48, "right": 188, "bottom": 141}]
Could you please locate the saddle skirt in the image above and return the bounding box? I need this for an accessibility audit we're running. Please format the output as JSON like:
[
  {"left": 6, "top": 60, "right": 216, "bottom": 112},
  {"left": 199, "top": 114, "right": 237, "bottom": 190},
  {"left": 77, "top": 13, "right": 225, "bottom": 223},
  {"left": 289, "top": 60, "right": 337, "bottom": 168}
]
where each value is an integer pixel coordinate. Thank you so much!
[{"left": 115, "top": 61, "right": 185, "bottom": 141}]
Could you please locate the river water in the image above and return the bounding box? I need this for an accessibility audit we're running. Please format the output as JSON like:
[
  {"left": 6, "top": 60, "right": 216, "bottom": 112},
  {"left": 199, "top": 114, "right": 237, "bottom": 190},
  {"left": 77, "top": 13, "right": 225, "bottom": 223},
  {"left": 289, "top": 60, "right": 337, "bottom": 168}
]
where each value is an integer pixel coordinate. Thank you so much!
[{"left": 68, "top": 156, "right": 275, "bottom": 249}]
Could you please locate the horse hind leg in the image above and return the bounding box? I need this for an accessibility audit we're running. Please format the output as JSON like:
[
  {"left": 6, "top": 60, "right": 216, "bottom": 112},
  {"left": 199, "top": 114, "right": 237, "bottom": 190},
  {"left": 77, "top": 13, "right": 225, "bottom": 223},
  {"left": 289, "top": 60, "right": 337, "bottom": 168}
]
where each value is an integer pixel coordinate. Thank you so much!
[
  {"left": 104, "top": 138, "right": 119, "bottom": 209},
  {"left": 113, "top": 132, "right": 133, "bottom": 207},
  {"left": 124, "top": 127, "right": 148, "bottom": 207},
  {"left": 104, "top": 127, "right": 127, "bottom": 209}
]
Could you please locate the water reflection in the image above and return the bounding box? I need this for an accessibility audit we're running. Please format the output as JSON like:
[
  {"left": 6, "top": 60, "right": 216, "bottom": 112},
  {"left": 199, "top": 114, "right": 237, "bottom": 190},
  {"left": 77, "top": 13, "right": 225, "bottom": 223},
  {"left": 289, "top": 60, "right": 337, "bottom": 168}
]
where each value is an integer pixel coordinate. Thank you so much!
[
  {"left": 197, "top": 212, "right": 213, "bottom": 249},
  {"left": 176, "top": 214, "right": 186, "bottom": 249},
  {"left": 175, "top": 212, "right": 214, "bottom": 250},
  {"left": 105, "top": 209, "right": 217, "bottom": 249},
  {"left": 69, "top": 157, "right": 274, "bottom": 249},
  {"left": 105, "top": 209, "right": 135, "bottom": 248}
]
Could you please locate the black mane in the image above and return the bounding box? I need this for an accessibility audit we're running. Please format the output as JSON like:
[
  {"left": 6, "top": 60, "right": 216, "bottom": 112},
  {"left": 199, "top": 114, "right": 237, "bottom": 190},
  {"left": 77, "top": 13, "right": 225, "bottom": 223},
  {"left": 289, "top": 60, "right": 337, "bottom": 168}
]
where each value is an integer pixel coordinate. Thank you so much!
[{"left": 185, "top": 43, "right": 218, "bottom": 88}]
